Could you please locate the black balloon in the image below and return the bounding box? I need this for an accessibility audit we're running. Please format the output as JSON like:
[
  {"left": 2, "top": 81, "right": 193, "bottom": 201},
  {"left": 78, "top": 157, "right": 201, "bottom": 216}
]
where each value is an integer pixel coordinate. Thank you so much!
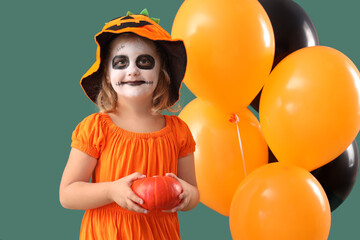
[
  {"left": 251, "top": 0, "right": 320, "bottom": 111},
  {"left": 267, "top": 148, "right": 278, "bottom": 164},
  {"left": 311, "top": 141, "right": 359, "bottom": 211}
]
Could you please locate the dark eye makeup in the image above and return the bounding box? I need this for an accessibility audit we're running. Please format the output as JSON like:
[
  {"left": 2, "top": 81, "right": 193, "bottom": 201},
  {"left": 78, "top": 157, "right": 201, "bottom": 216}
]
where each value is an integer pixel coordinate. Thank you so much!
[
  {"left": 111, "top": 54, "right": 155, "bottom": 70},
  {"left": 136, "top": 54, "right": 155, "bottom": 69},
  {"left": 112, "top": 55, "right": 129, "bottom": 69}
]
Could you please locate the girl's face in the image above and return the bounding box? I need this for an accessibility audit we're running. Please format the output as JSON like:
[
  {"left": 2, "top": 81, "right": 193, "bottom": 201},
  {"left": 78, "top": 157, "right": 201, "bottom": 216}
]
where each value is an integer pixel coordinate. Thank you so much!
[{"left": 106, "top": 35, "right": 161, "bottom": 102}]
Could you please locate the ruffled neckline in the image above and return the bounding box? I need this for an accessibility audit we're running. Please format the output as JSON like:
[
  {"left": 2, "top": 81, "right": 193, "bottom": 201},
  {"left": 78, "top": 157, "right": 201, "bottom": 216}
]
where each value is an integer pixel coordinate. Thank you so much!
[{"left": 100, "top": 113, "right": 172, "bottom": 138}]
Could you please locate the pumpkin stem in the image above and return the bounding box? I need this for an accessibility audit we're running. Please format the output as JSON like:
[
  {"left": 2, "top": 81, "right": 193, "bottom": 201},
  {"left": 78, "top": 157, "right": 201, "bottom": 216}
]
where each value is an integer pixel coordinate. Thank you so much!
[
  {"left": 126, "top": 9, "right": 160, "bottom": 24},
  {"left": 150, "top": 17, "right": 160, "bottom": 24},
  {"left": 140, "top": 9, "right": 149, "bottom": 16}
]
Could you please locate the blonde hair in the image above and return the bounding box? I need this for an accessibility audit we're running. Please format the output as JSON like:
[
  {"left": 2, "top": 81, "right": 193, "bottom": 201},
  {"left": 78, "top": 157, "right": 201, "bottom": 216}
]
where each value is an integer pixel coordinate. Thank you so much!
[{"left": 96, "top": 33, "right": 179, "bottom": 113}]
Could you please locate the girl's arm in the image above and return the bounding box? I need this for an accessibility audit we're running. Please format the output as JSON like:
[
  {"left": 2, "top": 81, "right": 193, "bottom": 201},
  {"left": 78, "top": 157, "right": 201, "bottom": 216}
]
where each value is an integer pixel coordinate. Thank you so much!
[
  {"left": 166, "top": 153, "right": 200, "bottom": 212},
  {"left": 59, "top": 148, "right": 147, "bottom": 213}
]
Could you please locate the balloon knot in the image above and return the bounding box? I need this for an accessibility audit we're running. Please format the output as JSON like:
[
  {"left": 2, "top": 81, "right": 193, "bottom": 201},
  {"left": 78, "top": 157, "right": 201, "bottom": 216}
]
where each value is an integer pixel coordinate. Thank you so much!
[{"left": 229, "top": 113, "right": 240, "bottom": 123}]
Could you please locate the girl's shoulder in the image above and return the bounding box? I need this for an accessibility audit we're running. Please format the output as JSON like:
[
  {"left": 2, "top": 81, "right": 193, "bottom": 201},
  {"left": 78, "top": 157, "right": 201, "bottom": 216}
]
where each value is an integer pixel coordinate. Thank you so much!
[
  {"left": 74, "top": 112, "right": 108, "bottom": 132},
  {"left": 165, "top": 114, "right": 196, "bottom": 156},
  {"left": 71, "top": 113, "right": 108, "bottom": 158},
  {"left": 80, "top": 112, "right": 102, "bottom": 122},
  {"left": 165, "top": 115, "right": 193, "bottom": 136},
  {"left": 165, "top": 114, "right": 188, "bottom": 128}
]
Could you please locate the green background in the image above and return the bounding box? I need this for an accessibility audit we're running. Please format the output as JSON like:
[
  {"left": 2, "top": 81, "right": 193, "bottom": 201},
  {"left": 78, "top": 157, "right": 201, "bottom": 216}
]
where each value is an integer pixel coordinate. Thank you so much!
[{"left": 1, "top": 0, "right": 359, "bottom": 239}]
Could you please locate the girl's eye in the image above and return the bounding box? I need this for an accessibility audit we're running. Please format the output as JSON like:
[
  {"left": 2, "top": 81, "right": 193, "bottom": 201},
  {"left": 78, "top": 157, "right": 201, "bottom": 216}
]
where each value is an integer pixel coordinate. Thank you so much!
[
  {"left": 112, "top": 55, "right": 129, "bottom": 69},
  {"left": 136, "top": 55, "right": 155, "bottom": 70}
]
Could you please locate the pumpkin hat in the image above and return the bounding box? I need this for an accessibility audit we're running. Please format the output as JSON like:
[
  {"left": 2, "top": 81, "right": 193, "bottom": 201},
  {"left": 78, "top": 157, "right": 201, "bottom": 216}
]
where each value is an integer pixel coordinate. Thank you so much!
[{"left": 80, "top": 9, "right": 187, "bottom": 106}]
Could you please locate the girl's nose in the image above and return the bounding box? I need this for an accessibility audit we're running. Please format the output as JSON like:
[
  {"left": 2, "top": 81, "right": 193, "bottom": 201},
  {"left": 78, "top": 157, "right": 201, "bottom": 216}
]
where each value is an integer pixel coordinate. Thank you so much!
[{"left": 127, "top": 63, "right": 140, "bottom": 76}]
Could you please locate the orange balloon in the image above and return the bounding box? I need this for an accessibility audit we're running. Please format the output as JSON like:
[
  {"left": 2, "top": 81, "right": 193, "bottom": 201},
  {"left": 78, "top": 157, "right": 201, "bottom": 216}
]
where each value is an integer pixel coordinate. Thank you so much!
[
  {"left": 179, "top": 98, "right": 268, "bottom": 216},
  {"left": 172, "top": 0, "right": 274, "bottom": 114},
  {"left": 260, "top": 46, "right": 360, "bottom": 171},
  {"left": 230, "top": 163, "right": 331, "bottom": 240}
]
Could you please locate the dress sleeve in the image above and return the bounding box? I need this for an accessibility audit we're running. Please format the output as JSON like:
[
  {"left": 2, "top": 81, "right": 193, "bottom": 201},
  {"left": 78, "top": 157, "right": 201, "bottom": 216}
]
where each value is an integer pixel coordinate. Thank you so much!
[
  {"left": 71, "top": 113, "right": 105, "bottom": 159},
  {"left": 171, "top": 115, "right": 196, "bottom": 158}
]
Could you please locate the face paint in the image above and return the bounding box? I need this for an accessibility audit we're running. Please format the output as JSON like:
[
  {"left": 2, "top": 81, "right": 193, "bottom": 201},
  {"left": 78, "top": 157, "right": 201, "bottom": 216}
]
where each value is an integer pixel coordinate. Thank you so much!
[
  {"left": 115, "top": 81, "right": 154, "bottom": 86},
  {"left": 112, "top": 55, "right": 129, "bottom": 69},
  {"left": 136, "top": 54, "right": 155, "bottom": 70},
  {"left": 116, "top": 45, "right": 125, "bottom": 52},
  {"left": 112, "top": 54, "right": 155, "bottom": 70},
  {"left": 107, "top": 37, "right": 161, "bottom": 99}
]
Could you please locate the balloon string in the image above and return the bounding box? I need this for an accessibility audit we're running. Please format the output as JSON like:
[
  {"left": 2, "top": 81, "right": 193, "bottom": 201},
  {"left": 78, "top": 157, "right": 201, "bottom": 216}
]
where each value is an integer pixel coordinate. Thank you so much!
[{"left": 229, "top": 113, "right": 247, "bottom": 176}]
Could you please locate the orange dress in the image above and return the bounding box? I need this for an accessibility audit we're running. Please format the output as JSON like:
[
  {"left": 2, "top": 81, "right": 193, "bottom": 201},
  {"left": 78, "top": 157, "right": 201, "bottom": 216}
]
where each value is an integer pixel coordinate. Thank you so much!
[{"left": 71, "top": 113, "right": 195, "bottom": 240}]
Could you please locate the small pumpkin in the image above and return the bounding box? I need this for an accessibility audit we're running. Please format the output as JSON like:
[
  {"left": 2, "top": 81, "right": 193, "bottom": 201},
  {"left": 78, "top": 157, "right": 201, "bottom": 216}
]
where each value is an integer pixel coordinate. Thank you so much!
[{"left": 131, "top": 176, "right": 182, "bottom": 211}]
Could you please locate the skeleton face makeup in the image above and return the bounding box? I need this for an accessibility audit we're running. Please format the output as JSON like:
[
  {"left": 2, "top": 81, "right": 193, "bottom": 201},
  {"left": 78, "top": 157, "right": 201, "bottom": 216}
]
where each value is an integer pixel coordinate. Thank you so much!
[
  {"left": 107, "top": 35, "right": 161, "bottom": 101},
  {"left": 112, "top": 55, "right": 129, "bottom": 69},
  {"left": 135, "top": 54, "right": 155, "bottom": 70},
  {"left": 112, "top": 54, "right": 155, "bottom": 70}
]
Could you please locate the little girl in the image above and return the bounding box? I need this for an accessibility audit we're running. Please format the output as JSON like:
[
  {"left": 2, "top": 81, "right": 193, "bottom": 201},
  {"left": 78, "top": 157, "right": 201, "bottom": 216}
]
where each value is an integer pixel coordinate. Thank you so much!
[{"left": 59, "top": 10, "right": 199, "bottom": 240}]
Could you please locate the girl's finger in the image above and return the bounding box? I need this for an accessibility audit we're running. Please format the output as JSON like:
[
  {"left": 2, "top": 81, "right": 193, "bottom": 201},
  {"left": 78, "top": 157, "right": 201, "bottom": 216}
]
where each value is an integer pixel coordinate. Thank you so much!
[
  {"left": 162, "top": 196, "right": 188, "bottom": 213},
  {"left": 128, "top": 191, "right": 144, "bottom": 205},
  {"left": 165, "top": 172, "right": 178, "bottom": 179},
  {"left": 126, "top": 199, "right": 148, "bottom": 214},
  {"left": 129, "top": 172, "right": 146, "bottom": 181},
  {"left": 175, "top": 199, "right": 188, "bottom": 211},
  {"left": 168, "top": 203, "right": 184, "bottom": 213},
  {"left": 179, "top": 192, "right": 185, "bottom": 200}
]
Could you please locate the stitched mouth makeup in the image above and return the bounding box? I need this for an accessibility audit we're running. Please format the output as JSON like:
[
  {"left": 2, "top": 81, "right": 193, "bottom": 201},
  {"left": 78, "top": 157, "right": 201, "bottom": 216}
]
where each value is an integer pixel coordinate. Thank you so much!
[{"left": 115, "top": 81, "right": 154, "bottom": 86}]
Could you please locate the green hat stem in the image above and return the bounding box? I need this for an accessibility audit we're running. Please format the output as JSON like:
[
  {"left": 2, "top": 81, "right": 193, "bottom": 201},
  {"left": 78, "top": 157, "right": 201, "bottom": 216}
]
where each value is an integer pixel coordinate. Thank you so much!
[{"left": 126, "top": 9, "right": 160, "bottom": 24}]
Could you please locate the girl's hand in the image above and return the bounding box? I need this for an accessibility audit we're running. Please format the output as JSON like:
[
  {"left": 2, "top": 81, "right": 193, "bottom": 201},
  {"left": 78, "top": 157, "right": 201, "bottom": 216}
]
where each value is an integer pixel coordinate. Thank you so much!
[
  {"left": 109, "top": 172, "right": 148, "bottom": 214},
  {"left": 164, "top": 173, "right": 199, "bottom": 212}
]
